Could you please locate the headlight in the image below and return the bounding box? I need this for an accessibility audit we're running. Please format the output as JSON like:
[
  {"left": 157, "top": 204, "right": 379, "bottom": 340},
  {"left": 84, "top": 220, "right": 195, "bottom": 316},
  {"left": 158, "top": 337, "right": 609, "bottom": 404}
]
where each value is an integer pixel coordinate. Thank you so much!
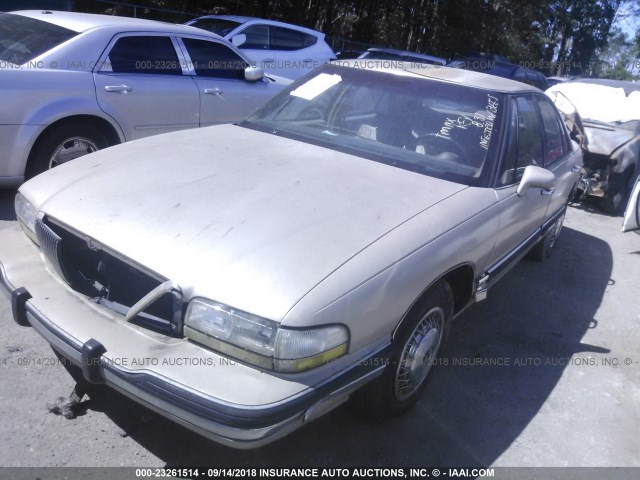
[
  {"left": 184, "top": 298, "right": 349, "bottom": 372},
  {"left": 15, "top": 193, "right": 38, "bottom": 242}
]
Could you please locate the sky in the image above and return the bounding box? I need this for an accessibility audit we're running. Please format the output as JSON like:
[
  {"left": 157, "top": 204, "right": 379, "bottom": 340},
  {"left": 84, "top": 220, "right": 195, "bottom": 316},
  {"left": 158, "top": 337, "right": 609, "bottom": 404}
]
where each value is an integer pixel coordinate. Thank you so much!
[{"left": 614, "top": 1, "right": 639, "bottom": 40}]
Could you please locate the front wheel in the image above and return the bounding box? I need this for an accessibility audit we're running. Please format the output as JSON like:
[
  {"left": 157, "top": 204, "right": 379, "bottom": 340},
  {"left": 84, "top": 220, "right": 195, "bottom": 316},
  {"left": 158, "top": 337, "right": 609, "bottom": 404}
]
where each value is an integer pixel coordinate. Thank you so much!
[
  {"left": 26, "top": 123, "right": 109, "bottom": 179},
  {"left": 348, "top": 281, "right": 453, "bottom": 418}
]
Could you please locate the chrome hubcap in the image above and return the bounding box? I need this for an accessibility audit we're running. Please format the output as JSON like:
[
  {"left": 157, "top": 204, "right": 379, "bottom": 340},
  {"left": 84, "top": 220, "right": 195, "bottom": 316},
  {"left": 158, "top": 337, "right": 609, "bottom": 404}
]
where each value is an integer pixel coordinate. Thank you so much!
[
  {"left": 49, "top": 137, "right": 99, "bottom": 169},
  {"left": 394, "top": 307, "right": 444, "bottom": 401},
  {"left": 547, "top": 213, "right": 565, "bottom": 251}
]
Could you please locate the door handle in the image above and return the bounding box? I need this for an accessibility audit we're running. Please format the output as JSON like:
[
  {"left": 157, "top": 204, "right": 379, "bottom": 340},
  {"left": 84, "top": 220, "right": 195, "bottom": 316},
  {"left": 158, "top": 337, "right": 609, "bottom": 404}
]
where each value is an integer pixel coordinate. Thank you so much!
[
  {"left": 541, "top": 188, "right": 555, "bottom": 196},
  {"left": 203, "top": 88, "right": 223, "bottom": 95},
  {"left": 263, "top": 58, "right": 276, "bottom": 63},
  {"left": 571, "top": 165, "right": 581, "bottom": 173},
  {"left": 104, "top": 85, "right": 132, "bottom": 93}
]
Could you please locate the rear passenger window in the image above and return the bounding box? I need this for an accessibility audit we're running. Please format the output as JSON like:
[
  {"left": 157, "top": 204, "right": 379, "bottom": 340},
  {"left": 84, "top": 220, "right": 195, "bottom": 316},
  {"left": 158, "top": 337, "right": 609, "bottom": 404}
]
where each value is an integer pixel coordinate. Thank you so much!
[
  {"left": 107, "top": 36, "right": 181, "bottom": 75},
  {"left": 182, "top": 38, "right": 247, "bottom": 79},
  {"left": 536, "top": 98, "right": 566, "bottom": 164},
  {"left": 270, "top": 27, "right": 317, "bottom": 50},
  {"left": 240, "top": 25, "right": 269, "bottom": 49}
]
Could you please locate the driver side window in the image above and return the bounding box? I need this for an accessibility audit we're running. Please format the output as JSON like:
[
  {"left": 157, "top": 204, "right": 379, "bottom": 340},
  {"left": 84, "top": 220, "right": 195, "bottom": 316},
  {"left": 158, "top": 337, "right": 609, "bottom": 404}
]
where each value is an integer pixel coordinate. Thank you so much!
[{"left": 499, "top": 96, "right": 544, "bottom": 186}]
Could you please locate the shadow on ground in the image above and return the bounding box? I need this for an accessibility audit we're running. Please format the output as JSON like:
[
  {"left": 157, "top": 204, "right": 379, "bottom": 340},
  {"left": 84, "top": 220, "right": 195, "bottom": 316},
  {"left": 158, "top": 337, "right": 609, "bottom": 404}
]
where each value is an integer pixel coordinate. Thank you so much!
[
  {"left": 59, "top": 225, "right": 612, "bottom": 467},
  {"left": 0, "top": 189, "right": 17, "bottom": 221}
]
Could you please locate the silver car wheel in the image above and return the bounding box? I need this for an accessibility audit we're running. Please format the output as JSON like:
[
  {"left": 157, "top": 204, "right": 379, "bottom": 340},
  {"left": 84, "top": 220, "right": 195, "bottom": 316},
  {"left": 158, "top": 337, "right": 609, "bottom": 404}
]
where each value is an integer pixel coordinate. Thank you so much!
[
  {"left": 49, "top": 137, "right": 100, "bottom": 169},
  {"left": 547, "top": 212, "right": 565, "bottom": 252},
  {"left": 394, "top": 306, "right": 444, "bottom": 401}
]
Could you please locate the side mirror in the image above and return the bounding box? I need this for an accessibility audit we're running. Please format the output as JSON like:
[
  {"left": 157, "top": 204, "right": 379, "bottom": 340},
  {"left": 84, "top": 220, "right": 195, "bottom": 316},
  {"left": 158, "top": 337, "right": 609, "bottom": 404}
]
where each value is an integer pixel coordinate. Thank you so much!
[
  {"left": 231, "top": 34, "right": 247, "bottom": 47},
  {"left": 622, "top": 176, "right": 640, "bottom": 233},
  {"left": 516, "top": 165, "right": 556, "bottom": 197},
  {"left": 244, "top": 65, "right": 264, "bottom": 82}
]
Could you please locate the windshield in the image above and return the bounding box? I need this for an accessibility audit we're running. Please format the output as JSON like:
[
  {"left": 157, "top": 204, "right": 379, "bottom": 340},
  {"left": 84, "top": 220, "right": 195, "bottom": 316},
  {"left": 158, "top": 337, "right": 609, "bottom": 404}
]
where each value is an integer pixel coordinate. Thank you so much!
[
  {"left": 547, "top": 82, "right": 640, "bottom": 126},
  {"left": 188, "top": 18, "right": 243, "bottom": 37},
  {"left": 242, "top": 65, "right": 504, "bottom": 186},
  {"left": 0, "top": 13, "right": 78, "bottom": 65}
]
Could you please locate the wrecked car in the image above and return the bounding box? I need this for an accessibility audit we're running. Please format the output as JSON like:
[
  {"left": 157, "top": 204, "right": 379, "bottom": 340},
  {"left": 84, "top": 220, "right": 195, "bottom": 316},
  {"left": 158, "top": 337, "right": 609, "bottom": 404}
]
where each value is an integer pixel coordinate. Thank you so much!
[
  {"left": 547, "top": 79, "right": 640, "bottom": 214},
  {"left": 0, "top": 61, "right": 581, "bottom": 448}
]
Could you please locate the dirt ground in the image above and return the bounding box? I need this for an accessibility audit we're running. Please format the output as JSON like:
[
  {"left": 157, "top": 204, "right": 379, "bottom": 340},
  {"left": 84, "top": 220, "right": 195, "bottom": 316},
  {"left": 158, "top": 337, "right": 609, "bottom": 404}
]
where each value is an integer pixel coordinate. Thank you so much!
[{"left": 0, "top": 188, "right": 639, "bottom": 468}]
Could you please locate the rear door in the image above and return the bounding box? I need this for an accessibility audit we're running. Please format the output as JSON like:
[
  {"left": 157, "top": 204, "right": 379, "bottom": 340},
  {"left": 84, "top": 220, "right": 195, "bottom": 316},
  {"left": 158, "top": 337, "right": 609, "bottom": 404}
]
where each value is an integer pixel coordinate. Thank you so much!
[
  {"left": 535, "top": 94, "right": 581, "bottom": 219},
  {"left": 93, "top": 34, "right": 200, "bottom": 141}
]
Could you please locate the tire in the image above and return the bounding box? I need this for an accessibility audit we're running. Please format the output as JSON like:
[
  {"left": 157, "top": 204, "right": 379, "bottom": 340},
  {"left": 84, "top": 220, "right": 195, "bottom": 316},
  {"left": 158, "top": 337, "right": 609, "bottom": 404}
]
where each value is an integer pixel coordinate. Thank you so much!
[
  {"left": 528, "top": 208, "right": 566, "bottom": 262},
  {"left": 26, "top": 122, "right": 109, "bottom": 179},
  {"left": 348, "top": 281, "right": 453, "bottom": 419},
  {"left": 602, "top": 171, "right": 630, "bottom": 215}
]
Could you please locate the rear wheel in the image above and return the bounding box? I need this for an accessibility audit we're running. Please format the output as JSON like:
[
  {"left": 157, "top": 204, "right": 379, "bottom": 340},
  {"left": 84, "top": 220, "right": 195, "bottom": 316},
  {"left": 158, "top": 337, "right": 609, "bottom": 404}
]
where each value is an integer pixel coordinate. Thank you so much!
[
  {"left": 349, "top": 281, "right": 453, "bottom": 418},
  {"left": 26, "top": 123, "right": 109, "bottom": 179},
  {"left": 528, "top": 208, "right": 565, "bottom": 261}
]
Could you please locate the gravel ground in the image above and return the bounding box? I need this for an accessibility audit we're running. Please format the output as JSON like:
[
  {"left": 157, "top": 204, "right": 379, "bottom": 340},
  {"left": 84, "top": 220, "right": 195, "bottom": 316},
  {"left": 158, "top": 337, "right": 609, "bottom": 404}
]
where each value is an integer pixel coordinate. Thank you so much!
[{"left": 0, "top": 188, "right": 639, "bottom": 469}]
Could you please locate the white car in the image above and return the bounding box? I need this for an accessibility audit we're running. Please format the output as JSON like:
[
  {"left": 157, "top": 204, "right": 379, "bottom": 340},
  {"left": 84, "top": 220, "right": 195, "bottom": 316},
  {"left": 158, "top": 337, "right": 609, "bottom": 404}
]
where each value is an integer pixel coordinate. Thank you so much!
[
  {"left": 185, "top": 15, "right": 336, "bottom": 79},
  {"left": 0, "top": 10, "right": 288, "bottom": 186}
]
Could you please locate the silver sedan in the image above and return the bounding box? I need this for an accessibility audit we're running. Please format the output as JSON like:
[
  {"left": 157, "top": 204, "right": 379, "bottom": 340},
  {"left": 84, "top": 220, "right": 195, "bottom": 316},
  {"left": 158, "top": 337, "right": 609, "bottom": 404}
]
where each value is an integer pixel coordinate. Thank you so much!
[
  {"left": 0, "top": 10, "right": 289, "bottom": 186},
  {"left": 1, "top": 61, "right": 581, "bottom": 448}
]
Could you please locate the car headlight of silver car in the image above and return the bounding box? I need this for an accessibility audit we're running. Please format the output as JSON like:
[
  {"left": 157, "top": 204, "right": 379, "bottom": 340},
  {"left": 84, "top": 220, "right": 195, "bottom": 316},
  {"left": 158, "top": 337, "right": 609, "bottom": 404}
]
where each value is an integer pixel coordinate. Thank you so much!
[
  {"left": 184, "top": 298, "right": 349, "bottom": 372},
  {"left": 15, "top": 193, "right": 38, "bottom": 243}
]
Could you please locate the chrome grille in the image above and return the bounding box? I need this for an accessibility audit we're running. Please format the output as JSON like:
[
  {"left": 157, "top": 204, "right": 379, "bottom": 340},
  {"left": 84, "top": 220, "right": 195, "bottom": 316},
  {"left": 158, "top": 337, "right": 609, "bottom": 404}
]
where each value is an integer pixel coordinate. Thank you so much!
[{"left": 35, "top": 219, "right": 70, "bottom": 281}]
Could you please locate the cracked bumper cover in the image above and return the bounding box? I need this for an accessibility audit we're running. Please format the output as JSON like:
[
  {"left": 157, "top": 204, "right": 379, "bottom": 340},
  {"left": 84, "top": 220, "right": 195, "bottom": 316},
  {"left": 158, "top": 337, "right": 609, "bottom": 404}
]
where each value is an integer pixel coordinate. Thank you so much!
[{"left": 0, "top": 223, "right": 388, "bottom": 448}]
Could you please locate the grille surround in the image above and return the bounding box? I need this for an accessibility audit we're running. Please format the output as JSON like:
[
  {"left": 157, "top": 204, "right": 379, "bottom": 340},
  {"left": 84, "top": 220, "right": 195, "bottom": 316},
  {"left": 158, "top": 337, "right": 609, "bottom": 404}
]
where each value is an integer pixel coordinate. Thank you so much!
[{"left": 37, "top": 216, "right": 183, "bottom": 336}]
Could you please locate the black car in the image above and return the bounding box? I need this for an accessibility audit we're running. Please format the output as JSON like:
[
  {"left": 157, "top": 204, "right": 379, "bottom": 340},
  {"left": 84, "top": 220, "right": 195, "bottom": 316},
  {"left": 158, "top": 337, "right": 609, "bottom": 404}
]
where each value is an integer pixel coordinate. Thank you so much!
[{"left": 449, "top": 57, "right": 549, "bottom": 91}]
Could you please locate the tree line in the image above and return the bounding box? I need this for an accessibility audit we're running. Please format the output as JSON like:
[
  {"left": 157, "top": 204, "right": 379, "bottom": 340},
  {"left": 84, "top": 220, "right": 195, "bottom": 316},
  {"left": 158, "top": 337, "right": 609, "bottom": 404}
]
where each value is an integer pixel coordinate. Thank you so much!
[{"left": 72, "top": 0, "right": 639, "bottom": 79}]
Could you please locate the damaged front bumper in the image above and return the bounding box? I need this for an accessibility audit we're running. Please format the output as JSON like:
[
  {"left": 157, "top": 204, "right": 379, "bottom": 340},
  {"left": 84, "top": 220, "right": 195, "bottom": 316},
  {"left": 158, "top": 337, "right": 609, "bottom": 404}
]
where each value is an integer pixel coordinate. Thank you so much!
[{"left": 0, "top": 223, "right": 387, "bottom": 449}]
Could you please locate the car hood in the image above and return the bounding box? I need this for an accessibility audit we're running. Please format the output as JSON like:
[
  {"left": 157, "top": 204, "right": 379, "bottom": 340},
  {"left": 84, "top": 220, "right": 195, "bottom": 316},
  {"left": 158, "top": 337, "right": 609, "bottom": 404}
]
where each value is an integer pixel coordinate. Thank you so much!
[
  {"left": 584, "top": 123, "right": 636, "bottom": 156},
  {"left": 22, "top": 125, "right": 466, "bottom": 321}
]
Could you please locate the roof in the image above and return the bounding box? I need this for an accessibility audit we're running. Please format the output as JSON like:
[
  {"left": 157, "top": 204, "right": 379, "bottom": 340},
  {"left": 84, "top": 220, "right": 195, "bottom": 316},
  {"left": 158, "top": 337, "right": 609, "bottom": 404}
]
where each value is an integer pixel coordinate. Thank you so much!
[
  {"left": 568, "top": 78, "right": 640, "bottom": 95},
  {"left": 189, "top": 15, "right": 324, "bottom": 37},
  {"left": 335, "top": 60, "right": 540, "bottom": 94},
  {"left": 362, "top": 47, "right": 446, "bottom": 65},
  {"left": 11, "top": 10, "right": 204, "bottom": 35}
]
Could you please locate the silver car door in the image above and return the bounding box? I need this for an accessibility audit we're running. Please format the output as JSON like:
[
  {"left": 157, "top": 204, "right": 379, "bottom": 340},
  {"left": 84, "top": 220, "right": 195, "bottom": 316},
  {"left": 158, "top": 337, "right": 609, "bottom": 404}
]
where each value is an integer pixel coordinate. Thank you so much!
[
  {"left": 93, "top": 34, "right": 199, "bottom": 141},
  {"left": 178, "top": 37, "right": 275, "bottom": 126},
  {"left": 535, "top": 95, "right": 581, "bottom": 219},
  {"left": 492, "top": 96, "right": 552, "bottom": 271}
]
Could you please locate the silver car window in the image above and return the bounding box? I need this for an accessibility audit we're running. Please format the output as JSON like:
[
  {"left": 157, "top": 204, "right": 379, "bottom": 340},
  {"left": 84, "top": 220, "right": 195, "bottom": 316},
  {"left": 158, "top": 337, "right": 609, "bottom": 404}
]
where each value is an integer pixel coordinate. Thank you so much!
[
  {"left": 0, "top": 13, "right": 78, "bottom": 65},
  {"left": 270, "top": 26, "right": 317, "bottom": 50},
  {"left": 536, "top": 97, "right": 566, "bottom": 165},
  {"left": 238, "top": 25, "right": 269, "bottom": 49},
  {"left": 106, "top": 36, "right": 182, "bottom": 75}
]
